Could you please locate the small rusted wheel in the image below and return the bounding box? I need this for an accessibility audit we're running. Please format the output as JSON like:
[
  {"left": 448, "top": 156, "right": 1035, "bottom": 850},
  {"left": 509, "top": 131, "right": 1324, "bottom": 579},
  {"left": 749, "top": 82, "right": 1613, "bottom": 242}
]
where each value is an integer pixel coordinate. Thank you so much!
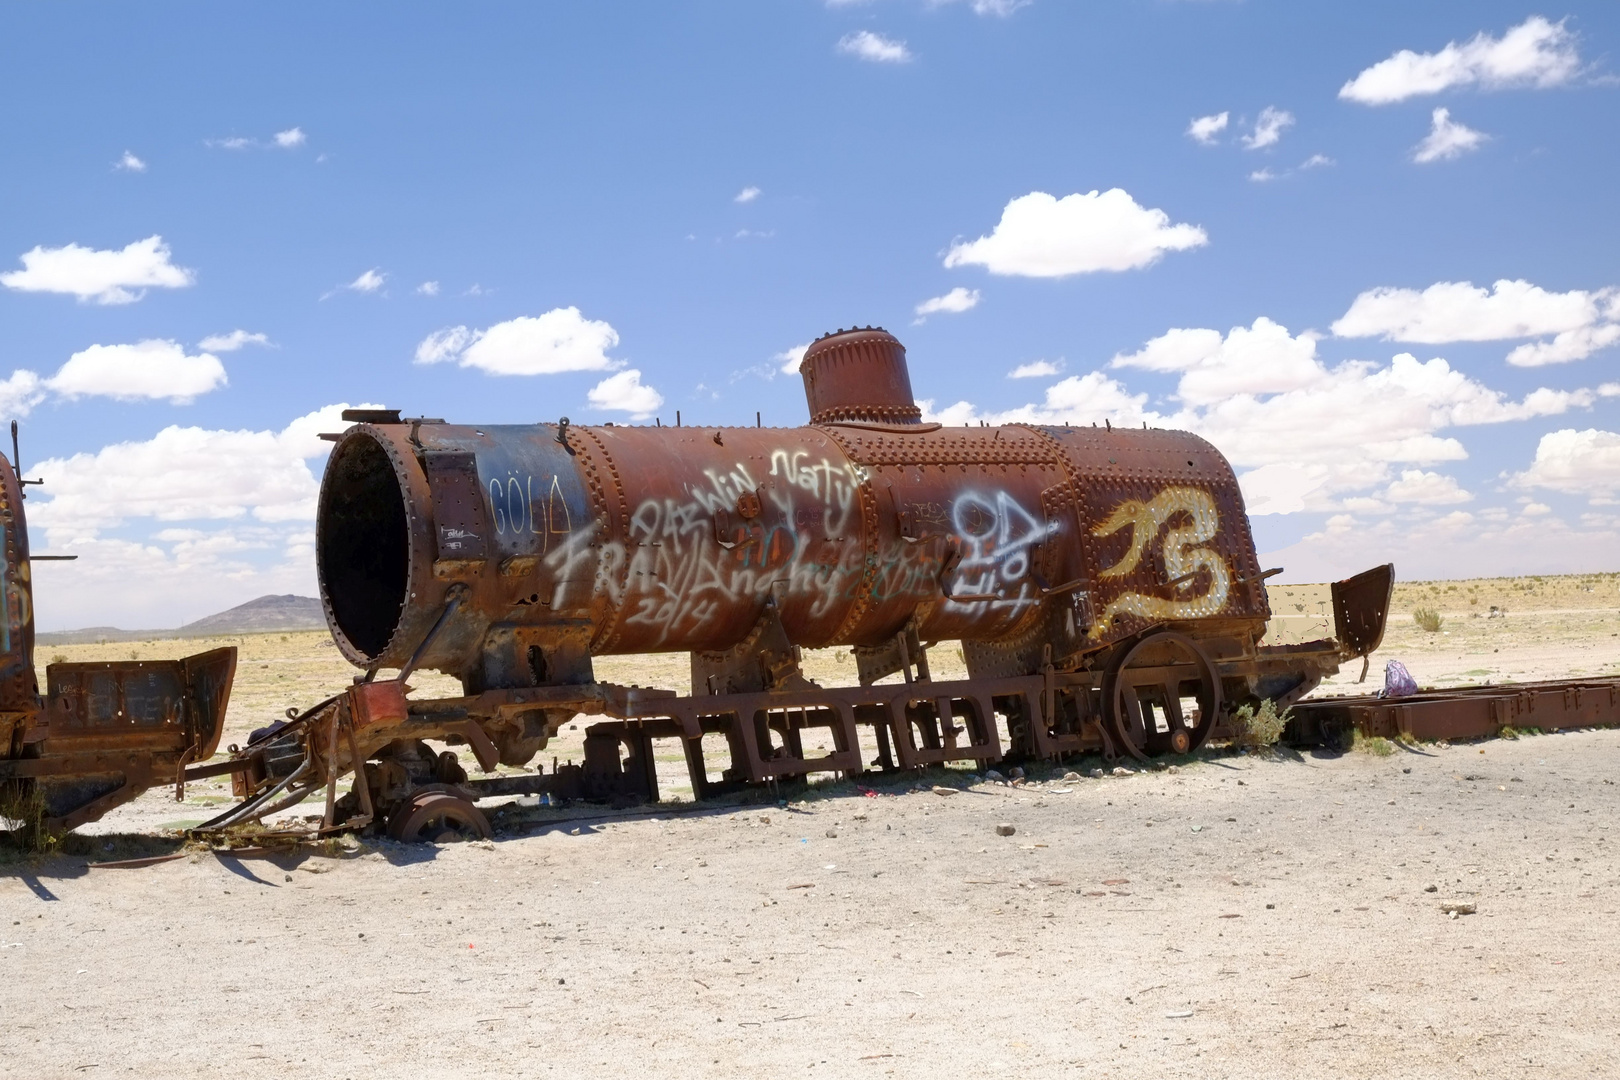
[
  {"left": 1103, "top": 631, "right": 1221, "bottom": 762},
  {"left": 386, "top": 790, "right": 492, "bottom": 844}
]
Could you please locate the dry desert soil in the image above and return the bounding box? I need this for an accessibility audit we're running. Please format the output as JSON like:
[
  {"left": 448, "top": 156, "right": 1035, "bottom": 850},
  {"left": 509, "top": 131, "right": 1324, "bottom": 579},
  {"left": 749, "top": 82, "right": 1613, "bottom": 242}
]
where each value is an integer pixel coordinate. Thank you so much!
[{"left": 3, "top": 573, "right": 1618, "bottom": 1079}]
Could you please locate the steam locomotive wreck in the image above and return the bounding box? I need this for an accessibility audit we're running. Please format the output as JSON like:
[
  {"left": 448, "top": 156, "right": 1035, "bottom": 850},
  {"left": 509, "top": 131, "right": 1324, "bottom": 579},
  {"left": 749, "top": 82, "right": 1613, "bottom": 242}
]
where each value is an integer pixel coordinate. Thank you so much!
[
  {"left": 209, "top": 327, "right": 1395, "bottom": 841},
  {"left": 0, "top": 433, "right": 236, "bottom": 835}
]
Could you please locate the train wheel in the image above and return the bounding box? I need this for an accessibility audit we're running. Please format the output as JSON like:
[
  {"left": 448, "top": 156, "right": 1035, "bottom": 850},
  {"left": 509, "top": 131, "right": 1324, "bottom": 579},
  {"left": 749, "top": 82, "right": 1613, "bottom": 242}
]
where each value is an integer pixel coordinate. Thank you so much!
[
  {"left": 1103, "top": 632, "right": 1222, "bottom": 761},
  {"left": 386, "top": 790, "right": 493, "bottom": 843}
]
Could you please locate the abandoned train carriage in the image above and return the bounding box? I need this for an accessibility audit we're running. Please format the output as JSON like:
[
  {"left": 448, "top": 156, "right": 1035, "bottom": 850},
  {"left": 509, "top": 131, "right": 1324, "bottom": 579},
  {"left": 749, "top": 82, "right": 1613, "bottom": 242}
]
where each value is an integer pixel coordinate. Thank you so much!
[{"left": 273, "top": 326, "right": 1390, "bottom": 839}]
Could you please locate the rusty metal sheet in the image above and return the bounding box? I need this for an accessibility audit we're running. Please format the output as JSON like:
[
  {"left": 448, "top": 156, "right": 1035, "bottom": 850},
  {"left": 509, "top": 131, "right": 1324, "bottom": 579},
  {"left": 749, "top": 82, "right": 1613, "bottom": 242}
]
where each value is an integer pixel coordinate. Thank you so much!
[
  {"left": 348, "top": 680, "right": 409, "bottom": 728},
  {"left": 424, "top": 449, "right": 490, "bottom": 559},
  {"left": 1036, "top": 425, "right": 1270, "bottom": 650},
  {"left": 1332, "top": 562, "right": 1394, "bottom": 658},
  {"left": 15, "top": 648, "right": 237, "bottom": 830},
  {"left": 1287, "top": 677, "right": 1620, "bottom": 746}
]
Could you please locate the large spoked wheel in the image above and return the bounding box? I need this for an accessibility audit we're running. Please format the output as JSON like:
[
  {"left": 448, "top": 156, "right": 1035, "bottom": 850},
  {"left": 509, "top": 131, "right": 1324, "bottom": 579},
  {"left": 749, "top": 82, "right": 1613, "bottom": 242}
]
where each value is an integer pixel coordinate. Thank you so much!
[
  {"left": 1103, "top": 631, "right": 1222, "bottom": 761},
  {"left": 386, "top": 788, "right": 493, "bottom": 844}
]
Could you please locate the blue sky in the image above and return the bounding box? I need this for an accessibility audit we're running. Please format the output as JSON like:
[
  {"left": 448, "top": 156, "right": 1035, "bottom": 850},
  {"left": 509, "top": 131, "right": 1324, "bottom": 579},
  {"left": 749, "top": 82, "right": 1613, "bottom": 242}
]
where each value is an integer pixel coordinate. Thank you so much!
[{"left": 2, "top": 2, "right": 1617, "bottom": 629}]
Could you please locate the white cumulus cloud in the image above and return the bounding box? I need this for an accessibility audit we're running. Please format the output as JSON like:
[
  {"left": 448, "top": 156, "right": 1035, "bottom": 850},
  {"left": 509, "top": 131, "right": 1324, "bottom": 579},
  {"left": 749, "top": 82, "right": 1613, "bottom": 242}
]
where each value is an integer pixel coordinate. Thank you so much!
[
  {"left": 115, "top": 151, "right": 147, "bottom": 173},
  {"left": 47, "top": 341, "right": 227, "bottom": 404},
  {"left": 29, "top": 403, "right": 361, "bottom": 542},
  {"left": 943, "top": 189, "right": 1207, "bottom": 278},
  {"left": 209, "top": 128, "right": 309, "bottom": 152},
  {"left": 964, "top": 0, "right": 1030, "bottom": 15},
  {"left": 914, "top": 287, "right": 981, "bottom": 321},
  {"left": 838, "top": 31, "right": 911, "bottom": 63},
  {"left": 930, "top": 315, "right": 1595, "bottom": 516},
  {"left": 0, "top": 372, "right": 46, "bottom": 423},
  {"left": 415, "top": 326, "right": 477, "bottom": 366},
  {"left": 346, "top": 269, "right": 386, "bottom": 294},
  {"left": 1008, "top": 360, "right": 1063, "bottom": 379},
  {"left": 587, "top": 369, "right": 663, "bottom": 420},
  {"left": 22, "top": 403, "right": 394, "bottom": 629},
  {"left": 415, "top": 308, "right": 623, "bottom": 376},
  {"left": 1333, "top": 279, "right": 1608, "bottom": 344},
  {"left": 734, "top": 186, "right": 761, "bottom": 203},
  {"left": 1385, "top": 469, "right": 1473, "bottom": 505},
  {"left": 1260, "top": 507, "right": 1620, "bottom": 585},
  {"left": 926, "top": 370, "right": 1153, "bottom": 430},
  {"left": 0, "top": 235, "right": 194, "bottom": 305},
  {"left": 1413, "top": 107, "right": 1488, "bottom": 163},
  {"left": 1240, "top": 107, "right": 1294, "bottom": 150},
  {"left": 1111, "top": 317, "right": 1322, "bottom": 405},
  {"left": 775, "top": 344, "right": 810, "bottom": 376},
  {"left": 416, "top": 281, "right": 440, "bottom": 296},
  {"left": 197, "top": 330, "right": 270, "bottom": 353},
  {"left": 1186, "top": 112, "right": 1229, "bottom": 145},
  {"left": 1511, "top": 428, "right": 1620, "bottom": 498},
  {"left": 1340, "top": 16, "right": 1581, "bottom": 105},
  {"left": 1248, "top": 154, "right": 1335, "bottom": 184},
  {"left": 1507, "top": 324, "right": 1620, "bottom": 367}
]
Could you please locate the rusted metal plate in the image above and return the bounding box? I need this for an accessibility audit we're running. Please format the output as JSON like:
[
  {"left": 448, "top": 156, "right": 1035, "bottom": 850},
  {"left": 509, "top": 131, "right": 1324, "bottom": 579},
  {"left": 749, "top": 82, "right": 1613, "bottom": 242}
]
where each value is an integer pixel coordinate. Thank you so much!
[
  {"left": 13, "top": 648, "right": 237, "bottom": 830},
  {"left": 1331, "top": 563, "right": 1394, "bottom": 657},
  {"left": 424, "top": 449, "right": 490, "bottom": 559},
  {"left": 1287, "top": 677, "right": 1620, "bottom": 745},
  {"left": 48, "top": 660, "right": 189, "bottom": 735},
  {"left": 1036, "top": 425, "right": 1269, "bottom": 650},
  {"left": 348, "top": 680, "right": 409, "bottom": 728}
]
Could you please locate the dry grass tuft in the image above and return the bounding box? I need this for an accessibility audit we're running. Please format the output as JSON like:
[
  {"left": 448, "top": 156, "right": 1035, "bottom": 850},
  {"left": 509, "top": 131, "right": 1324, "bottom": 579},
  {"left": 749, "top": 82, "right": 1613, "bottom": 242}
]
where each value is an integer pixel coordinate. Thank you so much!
[
  {"left": 1230, "top": 699, "right": 1288, "bottom": 751},
  {"left": 1355, "top": 733, "right": 1397, "bottom": 757},
  {"left": 0, "top": 782, "right": 56, "bottom": 855},
  {"left": 1412, "top": 607, "right": 1443, "bottom": 633}
]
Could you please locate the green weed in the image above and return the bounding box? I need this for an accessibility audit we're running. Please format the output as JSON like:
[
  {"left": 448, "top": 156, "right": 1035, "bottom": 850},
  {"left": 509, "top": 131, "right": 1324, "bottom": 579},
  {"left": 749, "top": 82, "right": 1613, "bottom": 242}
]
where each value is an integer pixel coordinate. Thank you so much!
[
  {"left": 1412, "top": 607, "right": 1443, "bottom": 632},
  {"left": 0, "top": 782, "right": 56, "bottom": 855},
  {"left": 1231, "top": 699, "right": 1288, "bottom": 751},
  {"left": 1354, "top": 733, "right": 1396, "bottom": 757}
]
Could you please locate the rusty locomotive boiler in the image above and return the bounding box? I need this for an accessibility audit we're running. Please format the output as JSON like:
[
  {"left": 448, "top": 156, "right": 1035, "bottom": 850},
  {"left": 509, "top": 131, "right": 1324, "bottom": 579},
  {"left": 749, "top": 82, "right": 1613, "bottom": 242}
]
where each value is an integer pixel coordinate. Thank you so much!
[
  {"left": 0, "top": 428, "right": 236, "bottom": 836},
  {"left": 215, "top": 327, "right": 1391, "bottom": 841}
]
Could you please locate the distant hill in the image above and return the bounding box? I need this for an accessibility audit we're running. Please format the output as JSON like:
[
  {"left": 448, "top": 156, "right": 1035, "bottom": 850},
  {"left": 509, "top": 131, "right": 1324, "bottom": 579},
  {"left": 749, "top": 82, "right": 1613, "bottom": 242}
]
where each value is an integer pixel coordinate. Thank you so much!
[
  {"left": 37, "top": 594, "right": 328, "bottom": 646},
  {"left": 178, "top": 594, "right": 327, "bottom": 636}
]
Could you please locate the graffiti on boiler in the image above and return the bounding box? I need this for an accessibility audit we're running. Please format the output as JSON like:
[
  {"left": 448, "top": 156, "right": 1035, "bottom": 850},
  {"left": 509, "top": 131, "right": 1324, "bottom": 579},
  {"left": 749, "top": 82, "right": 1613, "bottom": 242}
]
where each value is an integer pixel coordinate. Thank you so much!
[
  {"left": 1090, "top": 485, "right": 1232, "bottom": 635},
  {"left": 532, "top": 445, "right": 1059, "bottom": 644}
]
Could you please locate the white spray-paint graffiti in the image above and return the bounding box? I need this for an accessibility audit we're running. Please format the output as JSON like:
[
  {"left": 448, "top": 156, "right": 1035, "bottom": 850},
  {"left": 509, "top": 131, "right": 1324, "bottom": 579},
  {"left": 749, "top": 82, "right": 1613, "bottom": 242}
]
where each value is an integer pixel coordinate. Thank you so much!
[
  {"left": 488, "top": 472, "right": 573, "bottom": 551},
  {"left": 940, "top": 491, "right": 1057, "bottom": 611},
  {"left": 534, "top": 446, "right": 1056, "bottom": 647},
  {"left": 1089, "top": 486, "right": 1231, "bottom": 635}
]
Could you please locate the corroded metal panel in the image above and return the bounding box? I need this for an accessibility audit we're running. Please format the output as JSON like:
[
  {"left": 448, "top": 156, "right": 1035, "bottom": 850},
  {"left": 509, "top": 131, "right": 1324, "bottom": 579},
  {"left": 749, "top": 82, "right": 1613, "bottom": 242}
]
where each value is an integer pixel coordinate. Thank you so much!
[
  {"left": 1038, "top": 425, "right": 1270, "bottom": 649},
  {"left": 423, "top": 450, "right": 489, "bottom": 559}
]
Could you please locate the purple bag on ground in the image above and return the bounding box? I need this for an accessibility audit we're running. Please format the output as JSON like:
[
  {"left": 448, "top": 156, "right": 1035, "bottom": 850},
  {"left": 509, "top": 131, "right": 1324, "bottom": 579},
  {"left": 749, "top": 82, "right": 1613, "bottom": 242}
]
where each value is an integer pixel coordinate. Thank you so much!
[{"left": 1381, "top": 659, "right": 1418, "bottom": 699}]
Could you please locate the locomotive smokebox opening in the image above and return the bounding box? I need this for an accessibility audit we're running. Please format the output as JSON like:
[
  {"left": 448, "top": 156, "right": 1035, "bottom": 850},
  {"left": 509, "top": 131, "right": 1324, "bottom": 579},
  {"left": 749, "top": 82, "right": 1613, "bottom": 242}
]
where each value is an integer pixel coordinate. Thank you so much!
[
  {"left": 318, "top": 432, "right": 411, "bottom": 661},
  {"left": 800, "top": 327, "right": 922, "bottom": 426}
]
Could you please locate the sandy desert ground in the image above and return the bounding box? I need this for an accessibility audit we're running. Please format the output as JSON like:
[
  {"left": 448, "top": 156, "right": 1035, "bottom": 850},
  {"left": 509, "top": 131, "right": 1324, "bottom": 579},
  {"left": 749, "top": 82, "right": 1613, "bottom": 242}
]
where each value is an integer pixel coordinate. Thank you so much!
[{"left": 3, "top": 574, "right": 1618, "bottom": 1078}]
